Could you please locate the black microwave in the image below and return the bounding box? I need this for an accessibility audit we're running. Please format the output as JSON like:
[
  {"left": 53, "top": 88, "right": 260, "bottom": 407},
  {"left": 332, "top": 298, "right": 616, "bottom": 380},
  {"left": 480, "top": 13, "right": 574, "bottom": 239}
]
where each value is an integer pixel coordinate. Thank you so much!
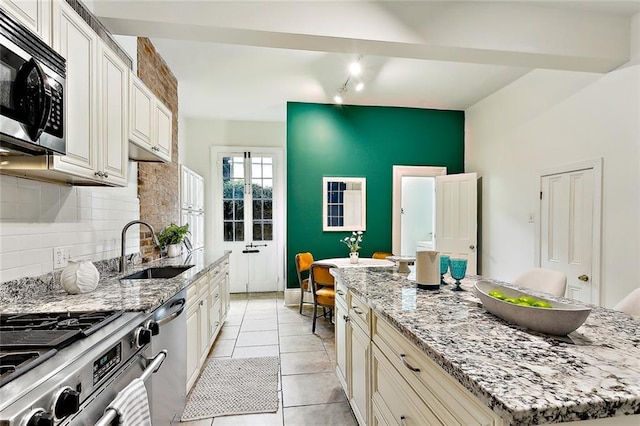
[{"left": 0, "top": 8, "right": 65, "bottom": 155}]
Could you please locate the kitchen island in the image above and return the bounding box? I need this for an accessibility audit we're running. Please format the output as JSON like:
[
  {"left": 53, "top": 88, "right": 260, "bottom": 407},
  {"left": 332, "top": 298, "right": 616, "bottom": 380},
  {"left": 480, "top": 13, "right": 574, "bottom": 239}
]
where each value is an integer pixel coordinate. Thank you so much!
[
  {"left": 332, "top": 266, "right": 640, "bottom": 425},
  {"left": 0, "top": 248, "right": 229, "bottom": 313}
]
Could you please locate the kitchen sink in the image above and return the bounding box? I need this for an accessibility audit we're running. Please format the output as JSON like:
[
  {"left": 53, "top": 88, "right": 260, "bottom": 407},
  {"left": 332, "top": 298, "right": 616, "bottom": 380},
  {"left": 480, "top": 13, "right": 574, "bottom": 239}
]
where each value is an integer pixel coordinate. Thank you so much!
[{"left": 122, "top": 265, "right": 194, "bottom": 280}]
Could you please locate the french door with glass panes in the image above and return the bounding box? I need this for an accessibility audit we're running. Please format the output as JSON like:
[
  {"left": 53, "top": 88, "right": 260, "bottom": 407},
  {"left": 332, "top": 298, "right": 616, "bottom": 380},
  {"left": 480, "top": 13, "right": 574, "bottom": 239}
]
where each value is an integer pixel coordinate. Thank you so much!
[{"left": 215, "top": 149, "right": 282, "bottom": 293}]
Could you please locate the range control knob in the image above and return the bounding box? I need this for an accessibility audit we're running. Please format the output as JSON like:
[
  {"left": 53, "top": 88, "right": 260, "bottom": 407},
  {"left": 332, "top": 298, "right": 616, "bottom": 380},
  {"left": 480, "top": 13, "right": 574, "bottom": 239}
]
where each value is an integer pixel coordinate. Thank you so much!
[
  {"left": 145, "top": 320, "right": 160, "bottom": 336},
  {"left": 52, "top": 386, "right": 80, "bottom": 420},
  {"left": 135, "top": 326, "right": 152, "bottom": 348},
  {"left": 24, "top": 409, "right": 54, "bottom": 426}
]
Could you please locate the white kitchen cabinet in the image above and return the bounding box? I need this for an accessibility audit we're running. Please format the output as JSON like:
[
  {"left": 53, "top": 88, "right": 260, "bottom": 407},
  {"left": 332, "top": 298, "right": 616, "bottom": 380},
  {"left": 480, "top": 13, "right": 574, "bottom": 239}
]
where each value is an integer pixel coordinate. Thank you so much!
[
  {"left": 48, "top": 1, "right": 127, "bottom": 186},
  {"left": 372, "top": 314, "right": 502, "bottom": 426},
  {"left": 181, "top": 165, "right": 205, "bottom": 249},
  {"left": 185, "top": 258, "right": 231, "bottom": 393},
  {"left": 185, "top": 301, "right": 200, "bottom": 392},
  {"left": 349, "top": 292, "right": 371, "bottom": 426},
  {"left": 335, "top": 283, "right": 349, "bottom": 392},
  {"left": 128, "top": 73, "right": 172, "bottom": 162},
  {"left": 1, "top": 0, "right": 51, "bottom": 44}
]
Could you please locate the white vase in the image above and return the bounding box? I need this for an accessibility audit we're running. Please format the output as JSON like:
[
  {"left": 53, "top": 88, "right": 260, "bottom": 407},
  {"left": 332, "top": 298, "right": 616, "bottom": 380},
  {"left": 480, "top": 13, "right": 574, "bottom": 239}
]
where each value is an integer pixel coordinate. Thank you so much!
[
  {"left": 60, "top": 260, "right": 100, "bottom": 294},
  {"left": 349, "top": 252, "right": 359, "bottom": 264},
  {"left": 167, "top": 243, "right": 181, "bottom": 258}
]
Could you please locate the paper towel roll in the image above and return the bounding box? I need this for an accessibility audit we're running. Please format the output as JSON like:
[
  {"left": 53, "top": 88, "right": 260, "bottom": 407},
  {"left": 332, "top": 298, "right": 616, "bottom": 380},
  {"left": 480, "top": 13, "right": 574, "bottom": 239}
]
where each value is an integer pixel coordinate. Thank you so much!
[{"left": 416, "top": 250, "right": 440, "bottom": 290}]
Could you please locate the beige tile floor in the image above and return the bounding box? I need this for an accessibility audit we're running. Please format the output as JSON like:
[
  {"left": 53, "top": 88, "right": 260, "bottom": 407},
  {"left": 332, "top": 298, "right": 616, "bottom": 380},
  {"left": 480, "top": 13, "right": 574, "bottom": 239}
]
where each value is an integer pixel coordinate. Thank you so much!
[{"left": 180, "top": 292, "right": 358, "bottom": 426}]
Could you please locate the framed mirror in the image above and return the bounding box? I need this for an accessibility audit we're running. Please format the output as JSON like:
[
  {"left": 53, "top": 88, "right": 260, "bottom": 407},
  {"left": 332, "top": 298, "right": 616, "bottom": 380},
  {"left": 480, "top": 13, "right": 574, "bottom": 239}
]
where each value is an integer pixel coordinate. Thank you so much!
[{"left": 323, "top": 177, "right": 366, "bottom": 231}]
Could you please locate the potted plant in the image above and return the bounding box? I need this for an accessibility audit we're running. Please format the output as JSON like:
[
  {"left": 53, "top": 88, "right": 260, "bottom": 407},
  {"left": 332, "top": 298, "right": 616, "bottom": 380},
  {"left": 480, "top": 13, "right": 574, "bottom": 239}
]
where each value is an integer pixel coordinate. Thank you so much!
[
  {"left": 158, "top": 223, "right": 190, "bottom": 257},
  {"left": 340, "top": 231, "right": 364, "bottom": 263}
]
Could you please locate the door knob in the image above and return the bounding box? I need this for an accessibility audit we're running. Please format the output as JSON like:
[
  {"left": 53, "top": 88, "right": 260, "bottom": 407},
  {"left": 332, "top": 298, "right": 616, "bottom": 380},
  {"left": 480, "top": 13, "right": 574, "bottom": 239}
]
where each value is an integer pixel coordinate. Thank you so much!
[
  {"left": 469, "top": 245, "right": 475, "bottom": 250},
  {"left": 578, "top": 274, "right": 589, "bottom": 282}
]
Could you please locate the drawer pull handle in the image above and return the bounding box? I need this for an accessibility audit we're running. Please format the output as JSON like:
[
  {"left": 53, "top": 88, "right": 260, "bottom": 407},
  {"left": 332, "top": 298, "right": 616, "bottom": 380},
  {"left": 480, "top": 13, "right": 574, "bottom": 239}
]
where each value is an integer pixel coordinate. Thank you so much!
[
  {"left": 352, "top": 307, "right": 364, "bottom": 315},
  {"left": 400, "top": 415, "right": 407, "bottom": 425},
  {"left": 342, "top": 315, "right": 350, "bottom": 322},
  {"left": 336, "top": 290, "right": 344, "bottom": 295},
  {"left": 400, "top": 354, "right": 420, "bottom": 372}
]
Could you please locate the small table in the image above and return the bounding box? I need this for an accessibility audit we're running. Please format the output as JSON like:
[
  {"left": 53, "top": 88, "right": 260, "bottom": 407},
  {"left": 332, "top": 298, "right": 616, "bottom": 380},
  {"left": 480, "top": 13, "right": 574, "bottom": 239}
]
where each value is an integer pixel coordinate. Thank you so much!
[
  {"left": 315, "top": 258, "right": 395, "bottom": 268},
  {"left": 386, "top": 255, "right": 416, "bottom": 273}
]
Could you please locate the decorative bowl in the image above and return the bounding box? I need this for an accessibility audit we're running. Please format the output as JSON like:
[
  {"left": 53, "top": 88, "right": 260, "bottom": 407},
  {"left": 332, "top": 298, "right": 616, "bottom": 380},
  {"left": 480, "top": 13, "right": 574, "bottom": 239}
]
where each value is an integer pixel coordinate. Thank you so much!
[{"left": 474, "top": 281, "right": 591, "bottom": 335}]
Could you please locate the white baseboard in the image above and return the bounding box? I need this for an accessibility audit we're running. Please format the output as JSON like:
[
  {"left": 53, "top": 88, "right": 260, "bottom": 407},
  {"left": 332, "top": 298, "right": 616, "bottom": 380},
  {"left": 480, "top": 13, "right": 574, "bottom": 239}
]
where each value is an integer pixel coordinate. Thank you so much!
[{"left": 284, "top": 288, "right": 314, "bottom": 306}]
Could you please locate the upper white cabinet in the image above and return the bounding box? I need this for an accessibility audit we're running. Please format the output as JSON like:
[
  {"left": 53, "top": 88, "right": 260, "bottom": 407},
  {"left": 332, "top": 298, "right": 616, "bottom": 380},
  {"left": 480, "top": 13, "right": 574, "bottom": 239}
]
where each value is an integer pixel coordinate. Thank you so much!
[
  {"left": 48, "top": 1, "right": 127, "bottom": 186},
  {"left": 129, "top": 73, "right": 172, "bottom": 163},
  {"left": 0, "top": 0, "right": 51, "bottom": 44},
  {"left": 181, "top": 165, "right": 205, "bottom": 249}
]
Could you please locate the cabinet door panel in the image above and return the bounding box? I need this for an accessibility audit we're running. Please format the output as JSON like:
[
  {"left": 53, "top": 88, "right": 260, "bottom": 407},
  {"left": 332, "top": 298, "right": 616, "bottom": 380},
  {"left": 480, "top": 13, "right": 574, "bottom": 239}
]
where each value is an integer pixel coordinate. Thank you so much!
[
  {"left": 335, "top": 300, "right": 349, "bottom": 392},
  {"left": 351, "top": 322, "right": 370, "bottom": 426},
  {"left": 1, "top": 0, "right": 51, "bottom": 43},
  {"left": 186, "top": 307, "right": 199, "bottom": 392},
  {"left": 99, "top": 44, "right": 128, "bottom": 185},
  {"left": 53, "top": 4, "right": 97, "bottom": 174},
  {"left": 199, "top": 298, "right": 209, "bottom": 365},
  {"left": 130, "top": 76, "right": 153, "bottom": 148},
  {"left": 155, "top": 101, "right": 172, "bottom": 161}
]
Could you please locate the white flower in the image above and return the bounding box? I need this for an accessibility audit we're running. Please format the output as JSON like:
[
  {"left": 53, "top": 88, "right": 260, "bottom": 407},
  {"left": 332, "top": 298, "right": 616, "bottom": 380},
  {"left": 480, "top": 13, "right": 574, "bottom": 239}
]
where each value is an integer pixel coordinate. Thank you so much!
[{"left": 340, "top": 231, "right": 365, "bottom": 253}]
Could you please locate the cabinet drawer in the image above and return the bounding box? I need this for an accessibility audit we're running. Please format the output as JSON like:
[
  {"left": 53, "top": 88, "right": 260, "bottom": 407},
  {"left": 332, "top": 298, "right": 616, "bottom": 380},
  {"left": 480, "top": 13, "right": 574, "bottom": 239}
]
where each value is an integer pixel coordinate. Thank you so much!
[
  {"left": 373, "top": 315, "right": 501, "bottom": 426},
  {"left": 210, "top": 264, "right": 224, "bottom": 284},
  {"left": 336, "top": 281, "right": 348, "bottom": 306},
  {"left": 186, "top": 279, "right": 200, "bottom": 309},
  {"left": 349, "top": 292, "right": 370, "bottom": 335},
  {"left": 210, "top": 282, "right": 220, "bottom": 303},
  {"left": 372, "top": 344, "right": 442, "bottom": 426}
]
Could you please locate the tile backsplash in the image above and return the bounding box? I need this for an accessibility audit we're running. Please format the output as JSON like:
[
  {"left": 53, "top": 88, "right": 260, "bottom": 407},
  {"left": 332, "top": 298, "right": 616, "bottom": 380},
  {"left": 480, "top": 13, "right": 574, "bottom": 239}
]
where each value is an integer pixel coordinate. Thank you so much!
[{"left": 0, "top": 163, "right": 141, "bottom": 283}]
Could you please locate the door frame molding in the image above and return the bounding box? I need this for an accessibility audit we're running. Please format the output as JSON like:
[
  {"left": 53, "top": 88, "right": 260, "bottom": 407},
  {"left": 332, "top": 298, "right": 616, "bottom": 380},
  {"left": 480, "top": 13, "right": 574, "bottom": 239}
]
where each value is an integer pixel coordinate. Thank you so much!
[
  {"left": 535, "top": 158, "right": 603, "bottom": 305},
  {"left": 210, "top": 145, "right": 286, "bottom": 292},
  {"left": 392, "top": 165, "right": 447, "bottom": 255}
]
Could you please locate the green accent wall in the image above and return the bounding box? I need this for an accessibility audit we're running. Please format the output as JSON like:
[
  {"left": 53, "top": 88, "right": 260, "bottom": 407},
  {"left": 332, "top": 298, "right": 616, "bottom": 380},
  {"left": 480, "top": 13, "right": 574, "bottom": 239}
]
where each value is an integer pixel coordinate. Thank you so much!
[{"left": 286, "top": 102, "right": 464, "bottom": 289}]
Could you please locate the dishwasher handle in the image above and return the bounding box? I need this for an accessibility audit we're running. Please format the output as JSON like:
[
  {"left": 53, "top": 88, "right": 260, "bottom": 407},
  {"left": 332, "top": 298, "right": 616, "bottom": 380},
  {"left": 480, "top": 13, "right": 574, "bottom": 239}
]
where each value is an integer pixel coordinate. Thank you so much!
[{"left": 156, "top": 298, "right": 186, "bottom": 327}]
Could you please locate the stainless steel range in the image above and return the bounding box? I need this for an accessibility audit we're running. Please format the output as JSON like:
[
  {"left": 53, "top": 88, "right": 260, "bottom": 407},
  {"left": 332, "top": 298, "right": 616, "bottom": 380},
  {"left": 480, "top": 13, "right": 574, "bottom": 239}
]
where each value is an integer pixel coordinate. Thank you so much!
[{"left": 0, "top": 310, "right": 166, "bottom": 425}]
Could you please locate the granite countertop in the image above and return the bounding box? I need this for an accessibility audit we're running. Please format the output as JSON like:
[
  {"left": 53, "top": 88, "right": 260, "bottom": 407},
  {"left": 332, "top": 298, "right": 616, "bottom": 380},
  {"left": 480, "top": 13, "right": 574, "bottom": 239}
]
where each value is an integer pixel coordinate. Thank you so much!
[
  {"left": 0, "top": 249, "right": 231, "bottom": 313},
  {"left": 332, "top": 267, "right": 640, "bottom": 425}
]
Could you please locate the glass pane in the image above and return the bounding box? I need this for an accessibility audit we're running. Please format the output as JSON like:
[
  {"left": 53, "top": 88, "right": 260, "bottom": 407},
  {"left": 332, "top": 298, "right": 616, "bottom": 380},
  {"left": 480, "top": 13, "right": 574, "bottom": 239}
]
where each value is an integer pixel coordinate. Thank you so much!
[
  {"left": 263, "top": 163, "right": 273, "bottom": 178},
  {"left": 252, "top": 180, "right": 263, "bottom": 198},
  {"left": 232, "top": 157, "right": 244, "bottom": 178},
  {"left": 222, "top": 157, "right": 231, "bottom": 180},
  {"left": 223, "top": 180, "right": 233, "bottom": 198},
  {"left": 263, "top": 222, "right": 273, "bottom": 240},
  {"left": 223, "top": 221, "right": 234, "bottom": 241},
  {"left": 234, "top": 222, "right": 244, "bottom": 241},
  {"left": 223, "top": 200, "right": 233, "bottom": 220},
  {"left": 252, "top": 162, "right": 262, "bottom": 179},
  {"left": 253, "top": 200, "right": 263, "bottom": 220},
  {"left": 253, "top": 222, "right": 263, "bottom": 240},
  {"left": 234, "top": 200, "right": 244, "bottom": 220},
  {"left": 263, "top": 201, "right": 272, "bottom": 219},
  {"left": 232, "top": 180, "right": 244, "bottom": 198}
]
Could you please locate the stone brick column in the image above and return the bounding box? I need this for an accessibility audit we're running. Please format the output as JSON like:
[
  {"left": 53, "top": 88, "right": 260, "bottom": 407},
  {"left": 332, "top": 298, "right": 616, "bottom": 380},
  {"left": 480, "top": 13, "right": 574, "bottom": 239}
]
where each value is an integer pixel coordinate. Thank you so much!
[{"left": 137, "top": 37, "right": 179, "bottom": 260}]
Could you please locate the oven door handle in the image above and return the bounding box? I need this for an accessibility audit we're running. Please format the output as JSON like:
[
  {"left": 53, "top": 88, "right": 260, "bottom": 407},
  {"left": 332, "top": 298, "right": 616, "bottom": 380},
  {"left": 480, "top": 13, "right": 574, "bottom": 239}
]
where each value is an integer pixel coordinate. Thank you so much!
[
  {"left": 94, "top": 349, "right": 167, "bottom": 426},
  {"left": 156, "top": 298, "right": 186, "bottom": 326}
]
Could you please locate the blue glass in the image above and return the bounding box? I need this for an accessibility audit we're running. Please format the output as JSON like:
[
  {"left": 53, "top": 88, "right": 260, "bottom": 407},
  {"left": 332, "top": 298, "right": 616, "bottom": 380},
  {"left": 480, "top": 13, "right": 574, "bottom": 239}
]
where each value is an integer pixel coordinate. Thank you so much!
[
  {"left": 439, "top": 255, "right": 450, "bottom": 285},
  {"left": 448, "top": 258, "right": 467, "bottom": 291}
]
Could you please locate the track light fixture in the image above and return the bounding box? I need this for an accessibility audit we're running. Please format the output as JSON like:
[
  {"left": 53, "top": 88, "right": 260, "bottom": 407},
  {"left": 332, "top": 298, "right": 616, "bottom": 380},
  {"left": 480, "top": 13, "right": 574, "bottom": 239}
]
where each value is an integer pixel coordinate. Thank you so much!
[{"left": 333, "top": 55, "right": 364, "bottom": 104}]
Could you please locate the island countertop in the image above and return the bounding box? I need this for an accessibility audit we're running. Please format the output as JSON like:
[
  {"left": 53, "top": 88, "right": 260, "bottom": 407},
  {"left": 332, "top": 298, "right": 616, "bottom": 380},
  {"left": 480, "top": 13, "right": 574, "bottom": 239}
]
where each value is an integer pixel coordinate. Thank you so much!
[
  {"left": 332, "top": 266, "right": 640, "bottom": 425},
  {"left": 0, "top": 249, "right": 230, "bottom": 313}
]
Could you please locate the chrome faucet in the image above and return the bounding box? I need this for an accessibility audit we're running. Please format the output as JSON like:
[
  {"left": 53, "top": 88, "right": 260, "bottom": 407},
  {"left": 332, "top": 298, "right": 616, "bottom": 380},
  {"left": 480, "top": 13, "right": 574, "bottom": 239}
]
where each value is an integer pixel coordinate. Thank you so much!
[{"left": 121, "top": 220, "right": 161, "bottom": 273}]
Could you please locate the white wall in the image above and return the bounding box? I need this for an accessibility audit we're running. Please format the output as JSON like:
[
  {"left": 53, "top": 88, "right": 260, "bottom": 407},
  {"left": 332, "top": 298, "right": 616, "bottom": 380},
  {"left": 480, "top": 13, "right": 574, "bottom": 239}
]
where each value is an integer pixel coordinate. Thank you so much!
[
  {"left": 465, "top": 63, "right": 640, "bottom": 308},
  {"left": 182, "top": 118, "right": 286, "bottom": 250},
  {"left": 0, "top": 163, "right": 141, "bottom": 282}
]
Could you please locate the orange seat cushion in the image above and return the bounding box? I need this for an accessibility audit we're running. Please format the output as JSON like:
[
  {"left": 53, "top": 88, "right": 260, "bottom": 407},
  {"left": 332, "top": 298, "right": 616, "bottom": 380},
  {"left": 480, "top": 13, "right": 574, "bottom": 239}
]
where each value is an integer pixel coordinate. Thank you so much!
[{"left": 316, "top": 288, "right": 335, "bottom": 306}]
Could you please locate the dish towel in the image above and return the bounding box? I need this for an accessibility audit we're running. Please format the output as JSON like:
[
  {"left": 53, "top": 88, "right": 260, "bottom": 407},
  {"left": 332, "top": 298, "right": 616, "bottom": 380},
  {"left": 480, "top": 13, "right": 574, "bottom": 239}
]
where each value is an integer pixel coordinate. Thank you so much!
[{"left": 106, "top": 378, "right": 152, "bottom": 426}]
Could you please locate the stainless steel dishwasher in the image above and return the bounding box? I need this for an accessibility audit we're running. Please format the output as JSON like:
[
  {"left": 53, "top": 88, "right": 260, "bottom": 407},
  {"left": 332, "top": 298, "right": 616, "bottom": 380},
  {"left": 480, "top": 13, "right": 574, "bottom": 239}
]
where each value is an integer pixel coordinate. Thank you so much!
[{"left": 149, "top": 288, "right": 188, "bottom": 424}]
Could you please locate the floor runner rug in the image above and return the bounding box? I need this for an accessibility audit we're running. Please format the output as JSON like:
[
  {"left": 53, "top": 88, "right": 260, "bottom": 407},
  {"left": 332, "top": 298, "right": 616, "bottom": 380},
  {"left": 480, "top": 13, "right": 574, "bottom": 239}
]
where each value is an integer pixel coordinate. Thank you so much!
[{"left": 180, "top": 356, "right": 280, "bottom": 421}]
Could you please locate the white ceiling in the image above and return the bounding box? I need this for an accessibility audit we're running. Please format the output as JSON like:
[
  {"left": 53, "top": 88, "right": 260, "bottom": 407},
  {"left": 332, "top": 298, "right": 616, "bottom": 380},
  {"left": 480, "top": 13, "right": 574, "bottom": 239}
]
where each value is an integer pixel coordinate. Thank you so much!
[{"left": 91, "top": 0, "right": 640, "bottom": 122}]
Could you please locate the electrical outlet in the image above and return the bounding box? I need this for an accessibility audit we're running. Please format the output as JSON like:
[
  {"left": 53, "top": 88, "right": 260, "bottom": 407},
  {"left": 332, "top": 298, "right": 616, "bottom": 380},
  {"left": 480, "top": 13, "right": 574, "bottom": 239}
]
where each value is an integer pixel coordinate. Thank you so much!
[{"left": 53, "top": 247, "right": 69, "bottom": 269}]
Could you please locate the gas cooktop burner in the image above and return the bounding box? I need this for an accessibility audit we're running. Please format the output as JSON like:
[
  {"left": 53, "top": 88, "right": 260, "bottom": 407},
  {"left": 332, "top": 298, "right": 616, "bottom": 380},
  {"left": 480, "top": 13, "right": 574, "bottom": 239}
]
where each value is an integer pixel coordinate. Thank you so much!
[
  {"left": 0, "top": 349, "right": 56, "bottom": 387},
  {"left": 0, "top": 311, "right": 124, "bottom": 386}
]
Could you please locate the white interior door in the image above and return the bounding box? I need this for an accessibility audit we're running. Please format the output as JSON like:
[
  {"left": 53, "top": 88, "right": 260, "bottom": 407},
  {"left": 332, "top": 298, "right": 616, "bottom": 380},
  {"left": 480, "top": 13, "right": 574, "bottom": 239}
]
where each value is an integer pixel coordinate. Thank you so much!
[
  {"left": 214, "top": 150, "right": 282, "bottom": 293},
  {"left": 540, "top": 168, "right": 595, "bottom": 303},
  {"left": 435, "top": 173, "right": 478, "bottom": 274}
]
